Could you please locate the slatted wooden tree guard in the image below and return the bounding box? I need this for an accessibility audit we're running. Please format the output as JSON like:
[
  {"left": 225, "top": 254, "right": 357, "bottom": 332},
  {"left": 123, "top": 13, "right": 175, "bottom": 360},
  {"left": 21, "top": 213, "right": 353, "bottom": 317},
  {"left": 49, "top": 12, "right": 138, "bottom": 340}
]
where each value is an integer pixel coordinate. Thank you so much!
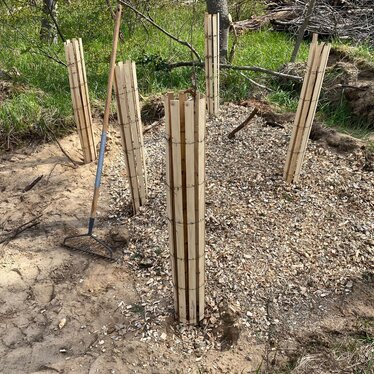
[
  {"left": 284, "top": 35, "right": 331, "bottom": 183},
  {"left": 64, "top": 38, "right": 96, "bottom": 164},
  {"left": 204, "top": 13, "right": 220, "bottom": 116},
  {"left": 114, "top": 61, "right": 147, "bottom": 214},
  {"left": 164, "top": 92, "right": 206, "bottom": 324}
]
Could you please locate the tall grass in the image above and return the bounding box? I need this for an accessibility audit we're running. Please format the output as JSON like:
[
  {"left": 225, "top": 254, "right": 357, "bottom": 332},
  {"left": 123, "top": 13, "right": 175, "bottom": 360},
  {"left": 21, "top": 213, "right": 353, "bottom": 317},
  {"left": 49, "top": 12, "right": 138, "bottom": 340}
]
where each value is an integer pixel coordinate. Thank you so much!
[{"left": 0, "top": 0, "right": 372, "bottom": 150}]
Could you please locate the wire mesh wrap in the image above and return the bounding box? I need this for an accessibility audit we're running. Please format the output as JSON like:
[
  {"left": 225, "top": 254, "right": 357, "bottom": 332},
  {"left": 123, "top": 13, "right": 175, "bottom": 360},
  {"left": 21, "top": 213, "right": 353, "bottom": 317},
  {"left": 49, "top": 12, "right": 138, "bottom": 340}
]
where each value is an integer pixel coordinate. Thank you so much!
[
  {"left": 114, "top": 60, "right": 147, "bottom": 214},
  {"left": 164, "top": 92, "right": 206, "bottom": 324},
  {"left": 64, "top": 39, "right": 97, "bottom": 164}
]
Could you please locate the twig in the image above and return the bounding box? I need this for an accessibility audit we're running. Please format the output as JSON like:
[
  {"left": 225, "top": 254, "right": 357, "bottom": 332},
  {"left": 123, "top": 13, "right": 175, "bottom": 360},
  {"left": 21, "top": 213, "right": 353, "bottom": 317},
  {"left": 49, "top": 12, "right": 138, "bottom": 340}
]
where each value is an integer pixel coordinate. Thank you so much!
[
  {"left": 0, "top": 215, "right": 42, "bottom": 245},
  {"left": 43, "top": 123, "right": 82, "bottom": 167},
  {"left": 228, "top": 108, "right": 259, "bottom": 139},
  {"left": 29, "top": 47, "right": 67, "bottom": 67},
  {"left": 143, "top": 121, "right": 163, "bottom": 134},
  {"left": 117, "top": 0, "right": 202, "bottom": 62},
  {"left": 23, "top": 175, "right": 43, "bottom": 192},
  {"left": 160, "top": 61, "right": 302, "bottom": 81},
  {"left": 105, "top": 0, "right": 116, "bottom": 19},
  {"left": 238, "top": 72, "right": 273, "bottom": 91}
]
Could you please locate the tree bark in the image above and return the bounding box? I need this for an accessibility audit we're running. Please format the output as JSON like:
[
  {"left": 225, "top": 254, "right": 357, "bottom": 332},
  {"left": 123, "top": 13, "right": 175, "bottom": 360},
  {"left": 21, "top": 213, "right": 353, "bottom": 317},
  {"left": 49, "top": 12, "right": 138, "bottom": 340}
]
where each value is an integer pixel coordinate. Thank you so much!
[
  {"left": 40, "top": 0, "right": 58, "bottom": 44},
  {"left": 206, "top": 0, "right": 230, "bottom": 63}
]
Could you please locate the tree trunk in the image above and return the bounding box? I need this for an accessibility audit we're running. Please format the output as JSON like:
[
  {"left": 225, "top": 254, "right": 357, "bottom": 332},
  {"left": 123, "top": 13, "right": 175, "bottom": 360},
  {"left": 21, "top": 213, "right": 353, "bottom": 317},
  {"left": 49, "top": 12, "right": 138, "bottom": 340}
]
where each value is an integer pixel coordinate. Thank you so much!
[
  {"left": 206, "top": 0, "right": 230, "bottom": 63},
  {"left": 290, "top": 0, "right": 316, "bottom": 62},
  {"left": 40, "top": 0, "right": 58, "bottom": 44}
]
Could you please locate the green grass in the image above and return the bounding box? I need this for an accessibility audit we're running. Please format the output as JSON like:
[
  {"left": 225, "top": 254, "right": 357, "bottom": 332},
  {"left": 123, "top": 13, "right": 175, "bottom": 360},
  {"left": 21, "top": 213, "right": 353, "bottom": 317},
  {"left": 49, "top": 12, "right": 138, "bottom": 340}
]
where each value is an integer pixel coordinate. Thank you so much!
[{"left": 0, "top": 0, "right": 372, "bottom": 150}]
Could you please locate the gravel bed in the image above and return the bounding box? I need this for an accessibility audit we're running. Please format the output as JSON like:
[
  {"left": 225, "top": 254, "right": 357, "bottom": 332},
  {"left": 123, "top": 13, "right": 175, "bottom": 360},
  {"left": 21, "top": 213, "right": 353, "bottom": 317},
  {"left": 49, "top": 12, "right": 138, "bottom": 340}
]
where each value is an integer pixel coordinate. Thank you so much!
[{"left": 106, "top": 103, "right": 373, "bottom": 355}]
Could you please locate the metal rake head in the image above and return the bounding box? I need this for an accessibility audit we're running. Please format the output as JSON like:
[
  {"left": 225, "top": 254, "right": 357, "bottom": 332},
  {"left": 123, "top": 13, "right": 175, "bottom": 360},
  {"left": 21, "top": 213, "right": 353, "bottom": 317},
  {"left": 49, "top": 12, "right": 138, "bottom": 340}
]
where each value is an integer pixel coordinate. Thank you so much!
[{"left": 63, "top": 232, "right": 119, "bottom": 262}]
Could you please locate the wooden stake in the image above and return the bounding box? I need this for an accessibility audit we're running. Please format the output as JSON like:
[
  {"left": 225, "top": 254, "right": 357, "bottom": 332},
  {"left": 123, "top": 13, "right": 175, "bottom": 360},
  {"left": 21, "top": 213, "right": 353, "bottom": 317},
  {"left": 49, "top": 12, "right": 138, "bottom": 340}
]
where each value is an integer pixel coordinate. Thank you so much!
[
  {"left": 114, "top": 62, "right": 140, "bottom": 212},
  {"left": 165, "top": 93, "right": 206, "bottom": 324},
  {"left": 284, "top": 35, "right": 331, "bottom": 183},
  {"left": 64, "top": 41, "right": 84, "bottom": 155},
  {"left": 78, "top": 38, "right": 96, "bottom": 160},
  {"left": 131, "top": 61, "right": 148, "bottom": 194},
  {"left": 64, "top": 39, "right": 96, "bottom": 164},
  {"left": 212, "top": 13, "right": 219, "bottom": 115},
  {"left": 114, "top": 61, "right": 147, "bottom": 213},
  {"left": 293, "top": 44, "right": 331, "bottom": 181},
  {"left": 72, "top": 39, "right": 95, "bottom": 162}
]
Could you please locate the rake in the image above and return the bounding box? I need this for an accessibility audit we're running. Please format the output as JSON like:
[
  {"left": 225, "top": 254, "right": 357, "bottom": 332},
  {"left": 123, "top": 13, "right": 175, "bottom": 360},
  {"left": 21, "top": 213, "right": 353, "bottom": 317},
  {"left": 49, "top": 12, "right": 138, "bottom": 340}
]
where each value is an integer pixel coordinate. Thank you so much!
[{"left": 63, "top": 5, "right": 122, "bottom": 262}]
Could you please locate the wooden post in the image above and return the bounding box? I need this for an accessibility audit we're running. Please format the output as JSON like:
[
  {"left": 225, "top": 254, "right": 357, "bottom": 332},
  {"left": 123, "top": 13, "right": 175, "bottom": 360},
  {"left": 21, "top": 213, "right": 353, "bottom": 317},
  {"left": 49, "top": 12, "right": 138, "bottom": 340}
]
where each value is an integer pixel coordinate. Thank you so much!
[
  {"left": 205, "top": 13, "right": 220, "bottom": 116},
  {"left": 114, "top": 61, "right": 147, "bottom": 214},
  {"left": 165, "top": 93, "right": 206, "bottom": 324},
  {"left": 284, "top": 35, "right": 331, "bottom": 183},
  {"left": 64, "top": 39, "right": 96, "bottom": 164}
]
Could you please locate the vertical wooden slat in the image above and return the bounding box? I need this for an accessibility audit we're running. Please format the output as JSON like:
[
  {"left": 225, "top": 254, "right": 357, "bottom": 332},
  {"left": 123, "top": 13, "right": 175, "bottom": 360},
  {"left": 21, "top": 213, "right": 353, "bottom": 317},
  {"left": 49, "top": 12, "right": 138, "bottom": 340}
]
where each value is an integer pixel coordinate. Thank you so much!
[
  {"left": 64, "top": 39, "right": 96, "bottom": 164},
  {"left": 72, "top": 38, "right": 94, "bottom": 162},
  {"left": 165, "top": 93, "right": 178, "bottom": 315},
  {"left": 66, "top": 41, "right": 90, "bottom": 163},
  {"left": 284, "top": 35, "right": 331, "bottom": 183},
  {"left": 287, "top": 44, "right": 322, "bottom": 182},
  {"left": 185, "top": 99, "right": 196, "bottom": 324},
  {"left": 123, "top": 61, "right": 146, "bottom": 205},
  {"left": 195, "top": 94, "right": 206, "bottom": 321},
  {"left": 212, "top": 13, "right": 219, "bottom": 115},
  {"left": 170, "top": 99, "right": 187, "bottom": 323},
  {"left": 284, "top": 40, "right": 317, "bottom": 181},
  {"left": 64, "top": 40, "right": 84, "bottom": 155},
  {"left": 131, "top": 61, "right": 148, "bottom": 194},
  {"left": 207, "top": 14, "right": 214, "bottom": 114},
  {"left": 114, "top": 64, "right": 135, "bottom": 209},
  {"left": 116, "top": 62, "right": 141, "bottom": 212},
  {"left": 293, "top": 44, "right": 331, "bottom": 182},
  {"left": 78, "top": 38, "right": 96, "bottom": 160},
  {"left": 204, "top": 13, "right": 210, "bottom": 114}
]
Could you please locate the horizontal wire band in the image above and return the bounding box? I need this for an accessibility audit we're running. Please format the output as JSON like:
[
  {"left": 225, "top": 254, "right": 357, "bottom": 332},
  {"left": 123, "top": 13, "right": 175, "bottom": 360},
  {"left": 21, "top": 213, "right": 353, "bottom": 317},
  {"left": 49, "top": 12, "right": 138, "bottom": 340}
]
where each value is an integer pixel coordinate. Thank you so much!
[
  {"left": 173, "top": 283, "right": 206, "bottom": 291},
  {"left": 165, "top": 180, "right": 206, "bottom": 189},
  {"left": 69, "top": 84, "right": 89, "bottom": 90},
  {"left": 118, "top": 119, "right": 141, "bottom": 127},
  {"left": 172, "top": 253, "right": 205, "bottom": 261},
  {"left": 163, "top": 136, "right": 206, "bottom": 144},
  {"left": 120, "top": 145, "right": 144, "bottom": 154},
  {"left": 166, "top": 216, "right": 205, "bottom": 225},
  {"left": 116, "top": 89, "right": 139, "bottom": 95}
]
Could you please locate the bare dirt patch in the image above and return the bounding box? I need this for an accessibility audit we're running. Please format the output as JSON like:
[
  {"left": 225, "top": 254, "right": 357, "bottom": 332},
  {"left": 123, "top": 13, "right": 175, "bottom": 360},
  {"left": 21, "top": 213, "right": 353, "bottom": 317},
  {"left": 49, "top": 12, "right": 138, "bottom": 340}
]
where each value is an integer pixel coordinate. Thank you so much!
[{"left": 0, "top": 105, "right": 373, "bottom": 373}]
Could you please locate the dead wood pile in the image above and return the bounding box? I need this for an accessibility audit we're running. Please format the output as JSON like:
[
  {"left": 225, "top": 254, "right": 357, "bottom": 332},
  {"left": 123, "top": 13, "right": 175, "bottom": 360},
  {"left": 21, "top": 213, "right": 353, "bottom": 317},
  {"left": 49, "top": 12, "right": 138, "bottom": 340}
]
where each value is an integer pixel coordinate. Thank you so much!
[{"left": 233, "top": 0, "right": 374, "bottom": 45}]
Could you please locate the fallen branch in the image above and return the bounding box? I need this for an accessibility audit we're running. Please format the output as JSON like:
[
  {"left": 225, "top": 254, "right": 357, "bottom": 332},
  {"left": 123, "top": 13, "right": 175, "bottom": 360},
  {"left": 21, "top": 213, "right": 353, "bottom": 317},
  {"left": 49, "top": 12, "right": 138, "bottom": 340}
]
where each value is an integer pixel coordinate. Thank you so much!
[
  {"left": 23, "top": 175, "right": 43, "bottom": 192},
  {"left": 0, "top": 215, "right": 42, "bottom": 245},
  {"left": 163, "top": 61, "right": 302, "bottom": 81},
  {"left": 228, "top": 108, "right": 259, "bottom": 139},
  {"left": 143, "top": 121, "right": 163, "bottom": 134},
  {"left": 44, "top": 123, "right": 82, "bottom": 167},
  {"left": 118, "top": 0, "right": 202, "bottom": 62}
]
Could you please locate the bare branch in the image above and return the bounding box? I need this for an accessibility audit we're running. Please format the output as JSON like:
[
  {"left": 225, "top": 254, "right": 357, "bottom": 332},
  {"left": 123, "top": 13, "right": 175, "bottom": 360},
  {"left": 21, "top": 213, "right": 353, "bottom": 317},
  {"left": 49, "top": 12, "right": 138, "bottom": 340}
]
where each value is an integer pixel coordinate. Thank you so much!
[
  {"left": 238, "top": 72, "right": 274, "bottom": 91},
  {"left": 117, "top": 0, "right": 202, "bottom": 62},
  {"left": 161, "top": 61, "right": 302, "bottom": 81}
]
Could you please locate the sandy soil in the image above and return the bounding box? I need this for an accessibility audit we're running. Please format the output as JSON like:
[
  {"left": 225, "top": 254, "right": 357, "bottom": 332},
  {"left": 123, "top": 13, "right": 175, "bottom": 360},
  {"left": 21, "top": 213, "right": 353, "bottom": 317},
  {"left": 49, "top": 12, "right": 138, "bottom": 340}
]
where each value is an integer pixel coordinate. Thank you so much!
[{"left": 0, "top": 107, "right": 373, "bottom": 374}]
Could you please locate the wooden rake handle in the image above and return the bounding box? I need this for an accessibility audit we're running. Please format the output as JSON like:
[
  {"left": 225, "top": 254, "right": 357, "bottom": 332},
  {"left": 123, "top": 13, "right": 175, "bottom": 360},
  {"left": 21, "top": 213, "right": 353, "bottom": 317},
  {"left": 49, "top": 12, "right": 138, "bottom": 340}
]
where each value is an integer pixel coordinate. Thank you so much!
[
  {"left": 103, "top": 4, "right": 122, "bottom": 132},
  {"left": 88, "top": 5, "right": 122, "bottom": 230}
]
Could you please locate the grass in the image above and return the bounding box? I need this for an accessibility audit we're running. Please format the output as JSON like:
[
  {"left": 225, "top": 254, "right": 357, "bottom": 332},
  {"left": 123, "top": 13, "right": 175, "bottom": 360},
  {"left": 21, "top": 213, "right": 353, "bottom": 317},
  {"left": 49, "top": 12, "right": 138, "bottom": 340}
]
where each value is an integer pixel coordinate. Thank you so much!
[{"left": 0, "top": 0, "right": 373, "bottom": 150}]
